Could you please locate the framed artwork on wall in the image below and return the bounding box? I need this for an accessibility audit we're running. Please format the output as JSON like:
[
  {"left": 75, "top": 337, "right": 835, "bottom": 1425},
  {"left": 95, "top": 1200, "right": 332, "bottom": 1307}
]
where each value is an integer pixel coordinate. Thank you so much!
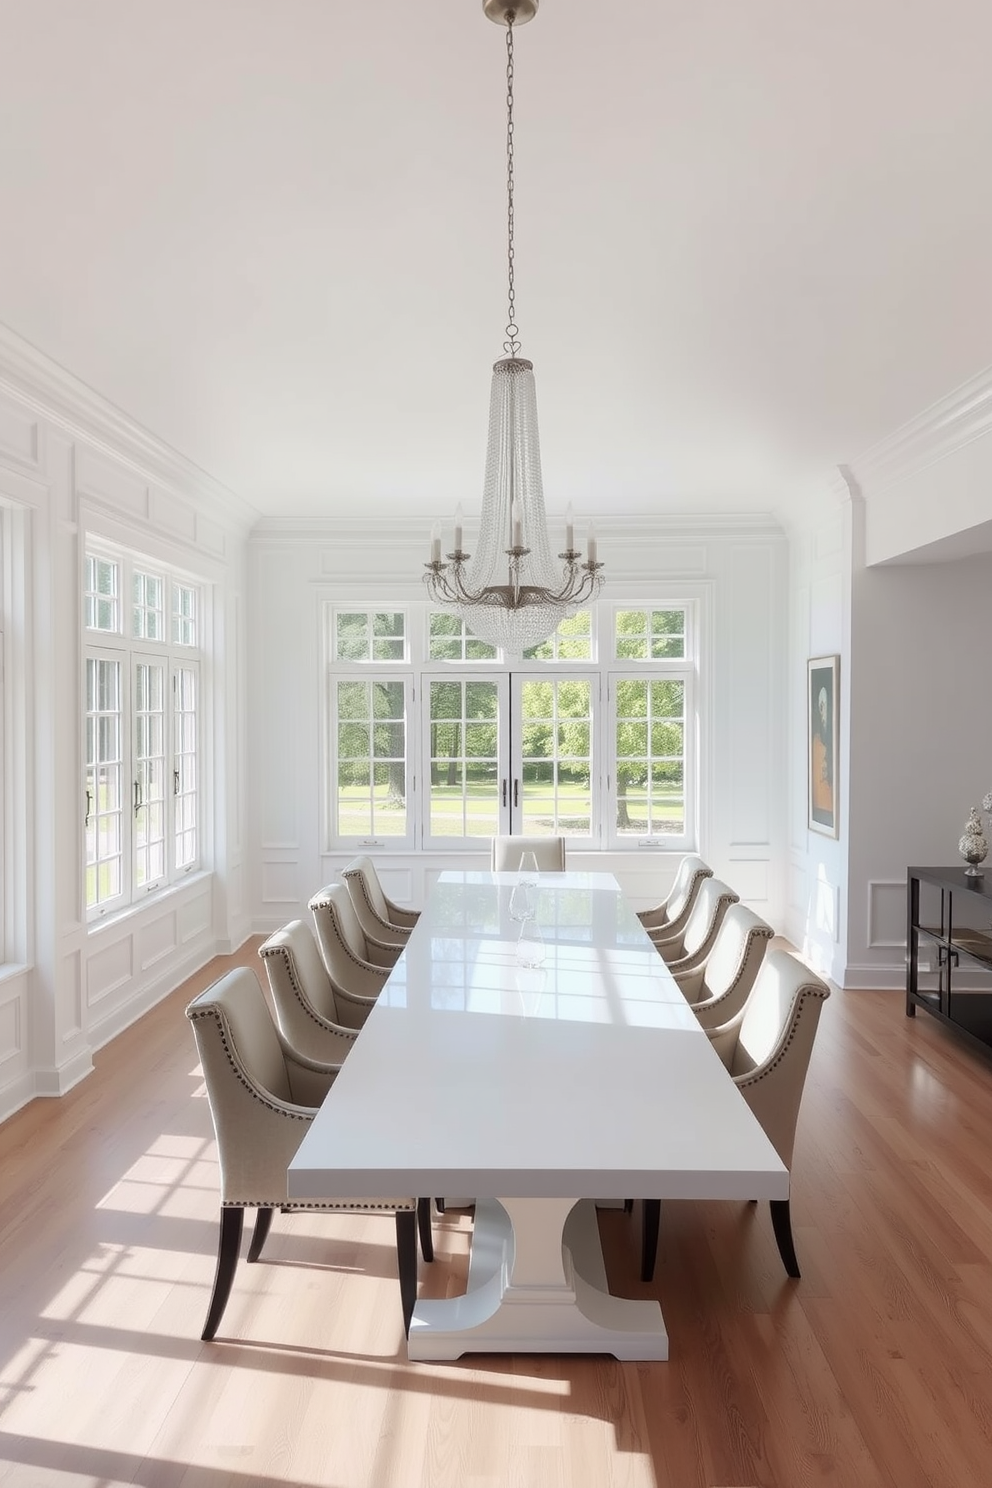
[{"left": 808, "top": 655, "right": 839, "bottom": 837}]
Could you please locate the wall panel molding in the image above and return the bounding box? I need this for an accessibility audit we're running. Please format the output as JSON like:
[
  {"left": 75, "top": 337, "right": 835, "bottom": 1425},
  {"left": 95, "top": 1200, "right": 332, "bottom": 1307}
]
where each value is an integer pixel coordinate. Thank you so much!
[
  {"left": 867, "top": 878, "right": 908, "bottom": 948},
  {"left": 0, "top": 394, "right": 40, "bottom": 469},
  {"left": 0, "top": 323, "right": 257, "bottom": 535}
]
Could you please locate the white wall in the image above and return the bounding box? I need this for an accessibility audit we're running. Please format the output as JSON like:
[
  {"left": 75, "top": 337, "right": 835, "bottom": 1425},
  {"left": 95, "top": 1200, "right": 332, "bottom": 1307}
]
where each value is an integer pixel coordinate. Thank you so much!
[
  {"left": 788, "top": 442, "right": 992, "bottom": 990},
  {"left": 784, "top": 474, "right": 853, "bottom": 984},
  {"left": 246, "top": 514, "right": 790, "bottom": 931},
  {"left": 844, "top": 546, "right": 992, "bottom": 988},
  {"left": 0, "top": 327, "right": 254, "bottom": 1121}
]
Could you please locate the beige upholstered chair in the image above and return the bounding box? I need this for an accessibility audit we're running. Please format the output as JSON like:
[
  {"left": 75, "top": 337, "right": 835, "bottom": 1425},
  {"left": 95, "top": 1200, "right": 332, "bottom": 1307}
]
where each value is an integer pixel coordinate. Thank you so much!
[
  {"left": 186, "top": 966, "right": 430, "bottom": 1341},
  {"left": 309, "top": 883, "right": 394, "bottom": 1002},
  {"left": 490, "top": 835, "right": 566, "bottom": 872},
  {"left": 340, "top": 857, "right": 419, "bottom": 955},
  {"left": 259, "top": 919, "right": 372, "bottom": 1065},
  {"left": 649, "top": 876, "right": 739, "bottom": 970},
  {"left": 636, "top": 853, "right": 713, "bottom": 938},
  {"left": 640, "top": 948, "right": 830, "bottom": 1282},
  {"left": 673, "top": 904, "right": 774, "bottom": 1029}
]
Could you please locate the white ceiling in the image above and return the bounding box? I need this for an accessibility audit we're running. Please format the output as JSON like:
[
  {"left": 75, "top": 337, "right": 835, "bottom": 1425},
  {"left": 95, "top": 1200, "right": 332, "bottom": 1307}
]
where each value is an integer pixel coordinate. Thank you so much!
[{"left": 2, "top": 0, "right": 991, "bottom": 525}]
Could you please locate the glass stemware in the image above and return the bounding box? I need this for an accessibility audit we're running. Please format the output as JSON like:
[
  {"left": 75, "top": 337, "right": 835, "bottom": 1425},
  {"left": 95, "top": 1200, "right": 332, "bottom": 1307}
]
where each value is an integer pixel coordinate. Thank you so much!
[
  {"left": 516, "top": 917, "right": 546, "bottom": 968},
  {"left": 517, "top": 850, "right": 540, "bottom": 885},
  {"left": 508, "top": 881, "right": 535, "bottom": 922}
]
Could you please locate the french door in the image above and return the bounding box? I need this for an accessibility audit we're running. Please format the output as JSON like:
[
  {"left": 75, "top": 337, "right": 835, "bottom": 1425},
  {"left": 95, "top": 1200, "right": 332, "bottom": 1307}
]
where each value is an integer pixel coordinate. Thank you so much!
[{"left": 422, "top": 672, "right": 600, "bottom": 849}]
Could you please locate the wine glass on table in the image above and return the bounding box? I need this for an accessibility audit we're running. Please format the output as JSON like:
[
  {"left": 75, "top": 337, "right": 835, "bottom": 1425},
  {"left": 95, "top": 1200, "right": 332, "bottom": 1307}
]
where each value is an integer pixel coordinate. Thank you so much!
[{"left": 517, "top": 850, "right": 539, "bottom": 886}]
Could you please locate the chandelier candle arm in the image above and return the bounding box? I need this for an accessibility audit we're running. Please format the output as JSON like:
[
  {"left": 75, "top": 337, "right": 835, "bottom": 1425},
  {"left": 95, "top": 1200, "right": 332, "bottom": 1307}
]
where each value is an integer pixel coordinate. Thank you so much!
[{"left": 422, "top": 0, "right": 604, "bottom": 657}]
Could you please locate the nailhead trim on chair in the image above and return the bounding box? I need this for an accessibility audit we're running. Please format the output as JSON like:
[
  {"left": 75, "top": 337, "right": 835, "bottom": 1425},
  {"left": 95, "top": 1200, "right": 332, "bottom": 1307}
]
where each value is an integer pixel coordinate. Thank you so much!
[
  {"left": 342, "top": 867, "right": 406, "bottom": 939},
  {"left": 309, "top": 894, "right": 389, "bottom": 978},
  {"left": 689, "top": 924, "right": 774, "bottom": 1006},
  {"left": 733, "top": 985, "right": 830, "bottom": 1089},
  {"left": 220, "top": 1199, "right": 415, "bottom": 1212},
  {"left": 259, "top": 943, "right": 358, "bottom": 1038},
  {"left": 188, "top": 1005, "right": 315, "bottom": 1120}
]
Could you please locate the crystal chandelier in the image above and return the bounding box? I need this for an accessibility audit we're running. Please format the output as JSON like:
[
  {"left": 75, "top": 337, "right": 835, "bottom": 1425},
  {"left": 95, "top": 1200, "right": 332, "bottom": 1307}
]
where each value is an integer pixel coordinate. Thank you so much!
[{"left": 424, "top": 0, "right": 604, "bottom": 657}]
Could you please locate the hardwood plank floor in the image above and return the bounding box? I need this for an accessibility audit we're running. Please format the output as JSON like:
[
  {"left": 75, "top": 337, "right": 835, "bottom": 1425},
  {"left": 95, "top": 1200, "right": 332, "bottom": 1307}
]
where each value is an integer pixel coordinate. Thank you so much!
[{"left": 1, "top": 944, "right": 991, "bottom": 1487}]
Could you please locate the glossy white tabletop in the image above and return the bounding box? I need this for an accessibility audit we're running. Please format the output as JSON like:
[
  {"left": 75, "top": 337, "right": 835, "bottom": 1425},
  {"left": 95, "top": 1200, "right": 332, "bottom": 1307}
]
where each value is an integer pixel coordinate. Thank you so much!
[{"left": 289, "top": 871, "right": 788, "bottom": 1202}]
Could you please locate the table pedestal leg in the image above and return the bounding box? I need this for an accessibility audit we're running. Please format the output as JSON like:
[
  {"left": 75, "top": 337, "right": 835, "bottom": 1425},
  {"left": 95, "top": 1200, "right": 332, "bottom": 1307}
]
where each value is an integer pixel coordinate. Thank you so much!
[{"left": 407, "top": 1197, "right": 669, "bottom": 1361}]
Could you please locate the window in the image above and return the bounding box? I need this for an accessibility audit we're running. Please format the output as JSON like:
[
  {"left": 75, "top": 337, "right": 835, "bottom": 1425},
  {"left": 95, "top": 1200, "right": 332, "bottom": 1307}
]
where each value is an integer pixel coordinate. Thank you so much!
[
  {"left": 335, "top": 676, "right": 409, "bottom": 841},
  {"left": 84, "top": 548, "right": 204, "bottom": 918},
  {"left": 326, "top": 601, "right": 697, "bottom": 852}
]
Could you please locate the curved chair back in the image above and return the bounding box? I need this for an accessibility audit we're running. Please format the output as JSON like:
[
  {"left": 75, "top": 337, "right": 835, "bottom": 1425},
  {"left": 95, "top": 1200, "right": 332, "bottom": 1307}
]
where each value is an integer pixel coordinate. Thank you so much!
[
  {"left": 724, "top": 949, "right": 831, "bottom": 1169},
  {"left": 309, "top": 883, "right": 392, "bottom": 1001},
  {"left": 186, "top": 966, "right": 332, "bottom": 1205},
  {"left": 637, "top": 853, "right": 713, "bottom": 935},
  {"left": 641, "top": 948, "right": 829, "bottom": 1287},
  {"left": 677, "top": 904, "right": 774, "bottom": 1028},
  {"left": 340, "top": 857, "right": 413, "bottom": 957},
  {"left": 341, "top": 855, "right": 419, "bottom": 933},
  {"left": 186, "top": 965, "right": 421, "bottom": 1341},
  {"left": 259, "top": 920, "right": 366, "bottom": 1059},
  {"left": 654, "top": 876, "right": 739, "bottom": 967},
  {"left": 491, "top": 835, "right": 566, "bottom": 872}
]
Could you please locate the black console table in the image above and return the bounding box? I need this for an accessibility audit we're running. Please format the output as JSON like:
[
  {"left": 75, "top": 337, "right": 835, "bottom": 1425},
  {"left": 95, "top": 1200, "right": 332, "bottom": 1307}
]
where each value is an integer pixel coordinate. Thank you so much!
[{"left": 906, "top": 866, "right": 992, "bottom": 1056}]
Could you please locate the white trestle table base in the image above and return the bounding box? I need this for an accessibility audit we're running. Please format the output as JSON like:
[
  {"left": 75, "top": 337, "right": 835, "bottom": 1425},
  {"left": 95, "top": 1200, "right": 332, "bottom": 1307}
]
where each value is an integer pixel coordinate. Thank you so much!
[
  {"left": 409, "top": 1197, "right": 669, "bottom": 1361},
  {"left": 289, "top": 871, "right": 787, "bottom": 1361}
]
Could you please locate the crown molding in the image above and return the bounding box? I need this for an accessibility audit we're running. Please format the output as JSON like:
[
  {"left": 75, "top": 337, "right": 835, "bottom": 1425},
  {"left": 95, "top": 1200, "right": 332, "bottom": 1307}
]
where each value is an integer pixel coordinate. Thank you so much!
[
  {"left": 0, "top": 321, "right": 260, "bottom": 535},
  {"left": 847, "top": 361, "right": 992, "bottom": 498}
]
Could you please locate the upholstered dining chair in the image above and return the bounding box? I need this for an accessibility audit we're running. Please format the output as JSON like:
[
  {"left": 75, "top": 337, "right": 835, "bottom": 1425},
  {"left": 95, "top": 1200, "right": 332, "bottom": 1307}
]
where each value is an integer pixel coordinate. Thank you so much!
[
  {"left": 259, "top": 919, "right": 372, "bottom": 1066},
  {"left": 649, "top": 876, "right": 739, "bottom": 971},
  {"left": 636, "top": 853, "right": 713, "bottom": 939},
  {"left": 186, "top": 965, "right": 431, "bottom": 1341},
  {"left": 640, "top": 948, "right": 831, "bottom": 1282},
  {"left": 308, "top": 883, "right": 395, "bottom": 1003},
  {"left": 340, "top": 857, "right": 419, "bottom": 955},
  {"left": 318, "top": 870, "right": 406, "bottom": 969},
  {"left": 490, "top": 834, "right": 566, "bottom": 872},
  {"left": 673, "top": 904, "right": 774, "bottom": 1029}
]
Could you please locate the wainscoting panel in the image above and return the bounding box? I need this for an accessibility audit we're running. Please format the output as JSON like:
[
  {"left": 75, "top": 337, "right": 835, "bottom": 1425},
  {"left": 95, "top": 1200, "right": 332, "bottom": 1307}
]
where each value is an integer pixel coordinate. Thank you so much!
[
  {"left": 0, "top": 992, "right": 23, "bottom": 1069},
  {"left": 59, "top": 950, "right": 83, "bottom": 1040},
  {"left": 262, "top": 860, "right": 301, "bottom": 905},
  {"left": 868, "top": 878, "right": 908, "bottom": 949},
  {"left": 139, "top": 910, "right": 180, "bottom": 974},
  {"left": 179, "top": 887, "right": 214, "bottom": 945},
  {"left": 86, "top": 935, "right": 135, "bottom": 1007}
]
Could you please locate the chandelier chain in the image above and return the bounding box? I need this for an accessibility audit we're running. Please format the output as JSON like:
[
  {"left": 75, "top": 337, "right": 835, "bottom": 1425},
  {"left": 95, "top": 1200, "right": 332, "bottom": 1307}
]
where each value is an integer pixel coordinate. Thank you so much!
[
  {"left": 423, "top": 0, "right": 605, "bottom": 657},
  {"left": 504, "top": 12, "right": 520, "bottom": 357}
]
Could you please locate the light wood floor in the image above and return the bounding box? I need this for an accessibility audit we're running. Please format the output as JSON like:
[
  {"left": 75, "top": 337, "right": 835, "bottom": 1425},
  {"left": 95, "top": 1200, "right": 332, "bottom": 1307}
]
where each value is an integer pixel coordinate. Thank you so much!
[{"left": 1, "top": 942, "right": 991, "bottom": 1488}]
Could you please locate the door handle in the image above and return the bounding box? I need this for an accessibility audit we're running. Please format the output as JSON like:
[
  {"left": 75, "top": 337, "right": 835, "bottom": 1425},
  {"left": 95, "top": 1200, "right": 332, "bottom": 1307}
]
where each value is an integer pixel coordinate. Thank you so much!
[
  {"left": 513, "top": 778, "right": 519, "bottom": 808},
  {"left": 502, "top": 778, "right": 507, "bottom": 808},
  {"left": 133, "top": 780, "right": 142, "bottom": 817}
]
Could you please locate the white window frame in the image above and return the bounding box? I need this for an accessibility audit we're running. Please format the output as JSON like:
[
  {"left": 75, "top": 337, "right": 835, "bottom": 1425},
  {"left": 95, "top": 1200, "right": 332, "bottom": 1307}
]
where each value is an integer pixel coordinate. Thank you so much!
[
  {"left": 421, "top": 671, "right": 510, "bottom": 850},
  {"left": 323, "top": 597, "right": 701, "bottom": 854},
  {"left": 83, "top": 545, "right": 204, "bottom": 922}
]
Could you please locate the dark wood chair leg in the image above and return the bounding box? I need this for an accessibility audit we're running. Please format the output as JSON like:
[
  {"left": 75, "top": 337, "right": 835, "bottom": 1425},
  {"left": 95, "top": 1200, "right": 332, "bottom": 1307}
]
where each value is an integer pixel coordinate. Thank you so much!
[
  {"left": 770, "top": 1198, "right": 801, "bottom": 1278},
  {"left": 395, "top": 1209, "right": 418, "bottom": 1338},
  {"left": 417, "top": 1197, "right": 434, "bottom": 1262},
  {"left": 434, "top": 1197, "right": 446, "bottom": 1213},
  {"left": 202, "top": 1207, "right": 244, "bottom": 1341},
  {"left": 247, "top": 1205, "right": 274, "bottom": 1262},
  {"left": 641, "top": 1199, "right": 660, "bottom": 1282}
]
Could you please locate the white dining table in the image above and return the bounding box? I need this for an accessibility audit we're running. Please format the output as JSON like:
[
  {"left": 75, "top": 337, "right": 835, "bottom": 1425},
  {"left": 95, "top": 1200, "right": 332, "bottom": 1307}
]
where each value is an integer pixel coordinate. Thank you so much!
[{"left": 288, "top": 870, "right": 788, "bottom": 1360}]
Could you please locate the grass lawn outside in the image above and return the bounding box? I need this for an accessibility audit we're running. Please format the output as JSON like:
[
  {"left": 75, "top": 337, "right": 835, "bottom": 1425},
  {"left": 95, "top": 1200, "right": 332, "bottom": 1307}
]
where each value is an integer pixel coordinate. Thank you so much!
[{"left": 336, "top": 780, "right": 684, "bottom": 838}]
